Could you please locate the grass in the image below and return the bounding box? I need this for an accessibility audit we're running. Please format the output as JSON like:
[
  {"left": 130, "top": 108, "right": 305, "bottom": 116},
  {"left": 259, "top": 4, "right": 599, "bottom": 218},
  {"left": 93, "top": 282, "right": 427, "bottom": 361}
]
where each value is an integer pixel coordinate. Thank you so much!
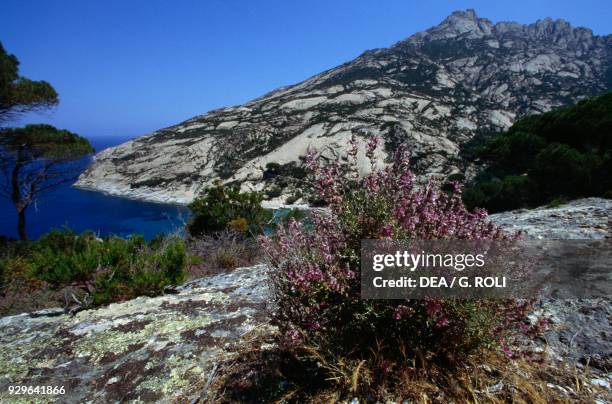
[{"left": 198, "top": 329, "right": 611, "bottom": 403}]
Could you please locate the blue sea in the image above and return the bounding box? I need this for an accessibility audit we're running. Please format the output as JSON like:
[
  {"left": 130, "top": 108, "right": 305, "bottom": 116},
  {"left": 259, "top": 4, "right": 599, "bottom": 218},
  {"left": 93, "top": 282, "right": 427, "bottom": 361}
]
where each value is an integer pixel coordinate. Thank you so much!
[{"left": 0, "top": 136, "right": 190, "bottom": 240}]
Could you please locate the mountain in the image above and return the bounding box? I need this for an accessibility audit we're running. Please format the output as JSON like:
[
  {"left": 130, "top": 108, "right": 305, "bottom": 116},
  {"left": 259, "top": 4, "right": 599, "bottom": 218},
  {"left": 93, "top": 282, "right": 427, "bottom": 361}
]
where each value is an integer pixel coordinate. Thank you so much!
[{"left": 76, "top": 9, "right": 612, "bottom": 205}]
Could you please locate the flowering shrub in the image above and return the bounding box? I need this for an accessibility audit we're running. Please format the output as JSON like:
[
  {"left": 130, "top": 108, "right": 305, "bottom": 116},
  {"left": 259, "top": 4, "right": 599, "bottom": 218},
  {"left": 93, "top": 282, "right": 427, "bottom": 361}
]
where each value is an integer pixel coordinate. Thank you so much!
[{"left": 261, "top": 136, "right": 534, "bottom": 365}]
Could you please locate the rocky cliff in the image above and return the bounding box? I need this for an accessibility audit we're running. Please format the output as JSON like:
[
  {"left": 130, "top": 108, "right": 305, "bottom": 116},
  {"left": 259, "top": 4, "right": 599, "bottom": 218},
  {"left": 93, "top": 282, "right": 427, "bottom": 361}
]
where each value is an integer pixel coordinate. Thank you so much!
[{"left": 76, "top": 10, "right": 612, "bottom": 204}]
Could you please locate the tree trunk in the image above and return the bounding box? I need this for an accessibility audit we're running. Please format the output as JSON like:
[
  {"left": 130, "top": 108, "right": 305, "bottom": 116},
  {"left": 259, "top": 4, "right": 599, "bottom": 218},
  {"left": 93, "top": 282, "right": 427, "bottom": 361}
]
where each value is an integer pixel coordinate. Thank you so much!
[
  {"left": 11, "top": 146, "right": 27, "bottom": 240},
  {"left": 17, "top": 208, "right": 27, "bottom": 241}
]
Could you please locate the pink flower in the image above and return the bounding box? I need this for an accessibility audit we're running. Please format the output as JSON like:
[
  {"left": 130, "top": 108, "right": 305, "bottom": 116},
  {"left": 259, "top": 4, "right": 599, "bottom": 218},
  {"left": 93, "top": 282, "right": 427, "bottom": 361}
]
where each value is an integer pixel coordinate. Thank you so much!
[
  {"left": 260, "top": 135, "right": 526, "bottom": 359},
  {"left": 287, "top": 329, "right": 302, "bottom": 344},
  {"left": 424, "top": 299, "right": 442, "bottom": 317},
  {"left": 436, "top": 317, "right": 450, "bottom": 328},
  {"left": 393, "top": 305, "right": 410, "bottom": 320},
  {"left": 381, "top": 225, "right": 393, "bottom": 238}
]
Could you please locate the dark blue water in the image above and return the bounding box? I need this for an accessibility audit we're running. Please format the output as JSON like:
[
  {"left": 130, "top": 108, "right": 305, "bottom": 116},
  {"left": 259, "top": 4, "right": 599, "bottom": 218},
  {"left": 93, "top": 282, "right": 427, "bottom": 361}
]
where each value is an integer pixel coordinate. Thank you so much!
[{"left": 0, "top": 136, "right": 190, "bottom": 240}]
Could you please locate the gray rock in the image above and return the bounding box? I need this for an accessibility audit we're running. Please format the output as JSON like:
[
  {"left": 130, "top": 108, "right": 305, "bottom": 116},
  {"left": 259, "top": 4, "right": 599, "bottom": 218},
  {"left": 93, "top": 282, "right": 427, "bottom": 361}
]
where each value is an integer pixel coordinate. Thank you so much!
[
  {"left": 0, "top": 265, "right": 271, "bottom": 403},
  {"left": 492, "top": 198, "right": 612, "bottom": 372},
  {"left": 490, "top": 198, "right": 611, "bottom": 240}
]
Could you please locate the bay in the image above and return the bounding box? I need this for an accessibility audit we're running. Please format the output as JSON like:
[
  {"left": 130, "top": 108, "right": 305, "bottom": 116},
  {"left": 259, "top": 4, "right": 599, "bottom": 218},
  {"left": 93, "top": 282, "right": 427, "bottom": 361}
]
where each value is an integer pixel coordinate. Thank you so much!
[{"left": 0, "top": 136, "right": 190, "bottom": 240}]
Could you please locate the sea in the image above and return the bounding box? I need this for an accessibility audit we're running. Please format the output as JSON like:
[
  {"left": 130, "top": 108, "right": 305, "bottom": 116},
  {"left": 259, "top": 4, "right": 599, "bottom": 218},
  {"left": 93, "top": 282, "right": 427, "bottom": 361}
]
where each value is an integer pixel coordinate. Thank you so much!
[{"left": 0, "top": 136, "right": 190, "bottom": 240}]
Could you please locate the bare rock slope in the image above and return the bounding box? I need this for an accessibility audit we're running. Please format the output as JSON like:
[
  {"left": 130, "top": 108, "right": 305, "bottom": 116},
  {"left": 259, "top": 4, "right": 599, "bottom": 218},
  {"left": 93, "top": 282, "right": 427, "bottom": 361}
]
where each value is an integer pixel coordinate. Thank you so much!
[
  {"left": 0, "top": 198, "right": 609, "bottom": 402},
  {"left": 0, "top": 265, "right": 271, "bottom": 403},
  {"left": 76, "top": 10, "right": 612, "bottom": 204}
]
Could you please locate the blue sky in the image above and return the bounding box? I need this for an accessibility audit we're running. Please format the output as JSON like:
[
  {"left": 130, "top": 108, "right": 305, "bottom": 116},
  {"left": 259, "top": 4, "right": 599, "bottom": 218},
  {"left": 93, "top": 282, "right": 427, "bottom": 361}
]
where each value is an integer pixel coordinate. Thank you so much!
[{"left": 1, "top": 0, "right": 611, "bottom": 140}]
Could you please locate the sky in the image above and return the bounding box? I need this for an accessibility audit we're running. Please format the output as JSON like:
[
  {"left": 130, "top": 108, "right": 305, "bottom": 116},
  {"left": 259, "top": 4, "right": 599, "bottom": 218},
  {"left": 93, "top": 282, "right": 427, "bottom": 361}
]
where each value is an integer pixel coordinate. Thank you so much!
[{"left": 1, "top": 0, "right": 611, "bottom": 140}]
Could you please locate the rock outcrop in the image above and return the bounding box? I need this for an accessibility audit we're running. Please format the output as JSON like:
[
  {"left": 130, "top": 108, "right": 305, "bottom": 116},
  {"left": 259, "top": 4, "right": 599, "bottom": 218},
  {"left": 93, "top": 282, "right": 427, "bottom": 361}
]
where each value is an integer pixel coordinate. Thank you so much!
[
  {"left": 0, "top": 198, "right": 609, "bottom": 402},
  {"left": 0, "top": 265, "right": 271, "bottom": 403},
  {"left": 490, "top": 198, "right": 612, "bottom": 371},
  {"left": 76, "top": 10, "right": 612, "bottom": 204}
]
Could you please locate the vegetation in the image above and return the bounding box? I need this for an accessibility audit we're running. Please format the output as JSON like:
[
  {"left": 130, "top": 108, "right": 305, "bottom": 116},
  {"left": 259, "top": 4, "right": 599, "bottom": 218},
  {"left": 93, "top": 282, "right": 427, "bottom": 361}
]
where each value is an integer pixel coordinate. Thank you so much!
[
  {"left": 207, "top": 329, "right": 605, "bottom": 403},
  {"left": 186, "top": 183, "right": 272, "bottom": 237},
  {"left": 248, "top": 136, "right": 541, "bottom": 400},
  {"left": 0, "top": 42, "right": 58, "bottom": 124},
  {"left": 186, "top": 229, "right": 263, "bottom": 277},
  {"left": 0, "top": 229, "right": 188, "bottom": 314},
  {"left": 0, "top": 44, "right": 92, "bottom": 239},
  {"left": 463, "top": 92, "right": 612, "bottom": 212},
  {"left": 0, "top": 124, "right": 94, "bottom": 239}
]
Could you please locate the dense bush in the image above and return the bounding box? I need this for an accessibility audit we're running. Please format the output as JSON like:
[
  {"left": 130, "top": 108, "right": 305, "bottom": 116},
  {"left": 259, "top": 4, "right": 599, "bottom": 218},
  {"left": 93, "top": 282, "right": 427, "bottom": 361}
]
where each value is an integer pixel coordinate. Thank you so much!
[
  {"left": 464, "top": 92, "right": 612, "bottom": 212},
  {"left": 187, "top": 183, "right": 272, "bottom": 236},
  {"left": 0, "top": 229, "right": 188, "bottom": 310},
  {"left": 260, "top": 135, "right": 534, "bottom": 383}
]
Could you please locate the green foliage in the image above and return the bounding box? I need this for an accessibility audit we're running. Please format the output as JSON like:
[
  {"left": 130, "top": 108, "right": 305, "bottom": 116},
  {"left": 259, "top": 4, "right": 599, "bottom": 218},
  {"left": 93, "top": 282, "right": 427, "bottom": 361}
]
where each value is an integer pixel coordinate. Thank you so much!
[
  {"left": 187, "top": 183, "right": 272, "bottom": 236},
  {"left": 464, "top": 92, "right": 612, "bottom": 212},
  {"left": 284, "top": 193, "right": 300, "bottom": 205},
  {"left": 0, "top": 124, "right": 94, "bottom": 158},
  {"left": 0, "top": 42, "right": 58, "bottom": 123},
  {"left": 530, "top": 143, "right": 592, "bottom": 195},
  {"left": 0, "top": 229, "right": 187, "bottom": 308},
  {"left": 463, "top": 175, "right": 534, "bottom": 212},
  {"left": 266, "top": 185, "right": 283, "bottom": 198},
  {"left": 479, "top": 132, "right": 547, "bottom": 175}
]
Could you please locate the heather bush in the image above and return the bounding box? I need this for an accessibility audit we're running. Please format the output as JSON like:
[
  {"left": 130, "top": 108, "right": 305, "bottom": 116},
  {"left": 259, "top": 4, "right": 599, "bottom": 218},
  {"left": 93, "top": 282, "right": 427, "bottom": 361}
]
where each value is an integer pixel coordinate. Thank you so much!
[{"left": 261, "top": 136, "right": 534, "bottom": 372}]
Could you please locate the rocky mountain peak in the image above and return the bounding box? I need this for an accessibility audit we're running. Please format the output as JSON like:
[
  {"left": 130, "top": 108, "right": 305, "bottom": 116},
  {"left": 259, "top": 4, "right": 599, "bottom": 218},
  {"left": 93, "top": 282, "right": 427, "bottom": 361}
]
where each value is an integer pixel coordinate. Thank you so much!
[
  {"left": 439, "top": 8, "right": 492, "bottom": 35},
  {"left": 402, "top": 9, "right": 596, "bottom": 48},
  {"left": 403, "top": 9, "right": 494, "bottom": 43},
  {"left": 525, "top": 18, "right": 595, "bottom": 46}
]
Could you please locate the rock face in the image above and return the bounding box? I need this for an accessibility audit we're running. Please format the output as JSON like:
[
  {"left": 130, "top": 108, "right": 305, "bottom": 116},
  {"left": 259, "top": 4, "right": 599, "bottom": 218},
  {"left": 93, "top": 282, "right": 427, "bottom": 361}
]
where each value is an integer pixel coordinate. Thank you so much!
[
  {"left": 490, "top": 198, "right": 612, "bottom": 371},
  {"left": 0, "top": 265, "right": 271, "bottom": 403},
  {"left": 0, "top": 199, "right": 609, "bottom": 402},
  {"left": 76, "top": 10, "right": 612, "bottom": 204},
  {"left": 490, "top": 197, "right": 611, "bottom": 239}
]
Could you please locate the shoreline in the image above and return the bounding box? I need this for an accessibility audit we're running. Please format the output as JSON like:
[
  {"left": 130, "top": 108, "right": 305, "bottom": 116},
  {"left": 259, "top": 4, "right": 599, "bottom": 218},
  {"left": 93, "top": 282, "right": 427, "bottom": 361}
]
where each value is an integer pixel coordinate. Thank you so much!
[{"left": 73, "top": 182, "right": 312, "bottom": 211}]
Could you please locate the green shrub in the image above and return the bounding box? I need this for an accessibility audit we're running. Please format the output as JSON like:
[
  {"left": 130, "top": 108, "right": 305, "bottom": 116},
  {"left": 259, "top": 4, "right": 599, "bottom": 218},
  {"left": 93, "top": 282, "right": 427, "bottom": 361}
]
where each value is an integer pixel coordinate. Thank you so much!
[
  {"left": 464, "top": 92, "right": 612, "bottom": 212},
  {"left": 263, "top": 162, "right": 282, "bottom": 179},
  {"left": 446, "top": 172, "right": 465, "bottom": 182},
  {"left": 284, "top": 194, "right": 299, "bottom": 205},
  {"left": 265, "top": 185, "right": 283, "bottom": 198},
  {"left": 1, "top": 230, "right": 188, "bottom": 309},
  {"left": 227, "top": 217, "right": 249, "bottom": 233},
  {"left": 480, "top": 131, "right": 547, "bottom": 174},
  {"left": 187, "top": 183, "right": 272, "bottom": 236},
  {"left": 531, "top": 143, "right": 591, "bottom": 197},
  {"left": 464, "top": 175, "right": 534, "bottom": 212},
  {"left": 546, "top": 198, "right": 565, "bottom": 208}
]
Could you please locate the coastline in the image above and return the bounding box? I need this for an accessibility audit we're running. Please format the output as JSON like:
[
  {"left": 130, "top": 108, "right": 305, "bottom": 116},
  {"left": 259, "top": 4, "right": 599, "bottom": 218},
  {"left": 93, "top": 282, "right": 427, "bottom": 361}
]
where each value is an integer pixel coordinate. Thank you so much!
[{"left": 73, "top": 182, "right": 311, "bottom": 211}]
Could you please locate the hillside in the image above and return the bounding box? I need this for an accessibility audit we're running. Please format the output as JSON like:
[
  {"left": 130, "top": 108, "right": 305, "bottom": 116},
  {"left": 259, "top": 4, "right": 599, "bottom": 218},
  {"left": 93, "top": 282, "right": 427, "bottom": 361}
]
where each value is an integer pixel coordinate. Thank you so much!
[{"left": 76, "top": 9, "right": 612, "bottom": 205}]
